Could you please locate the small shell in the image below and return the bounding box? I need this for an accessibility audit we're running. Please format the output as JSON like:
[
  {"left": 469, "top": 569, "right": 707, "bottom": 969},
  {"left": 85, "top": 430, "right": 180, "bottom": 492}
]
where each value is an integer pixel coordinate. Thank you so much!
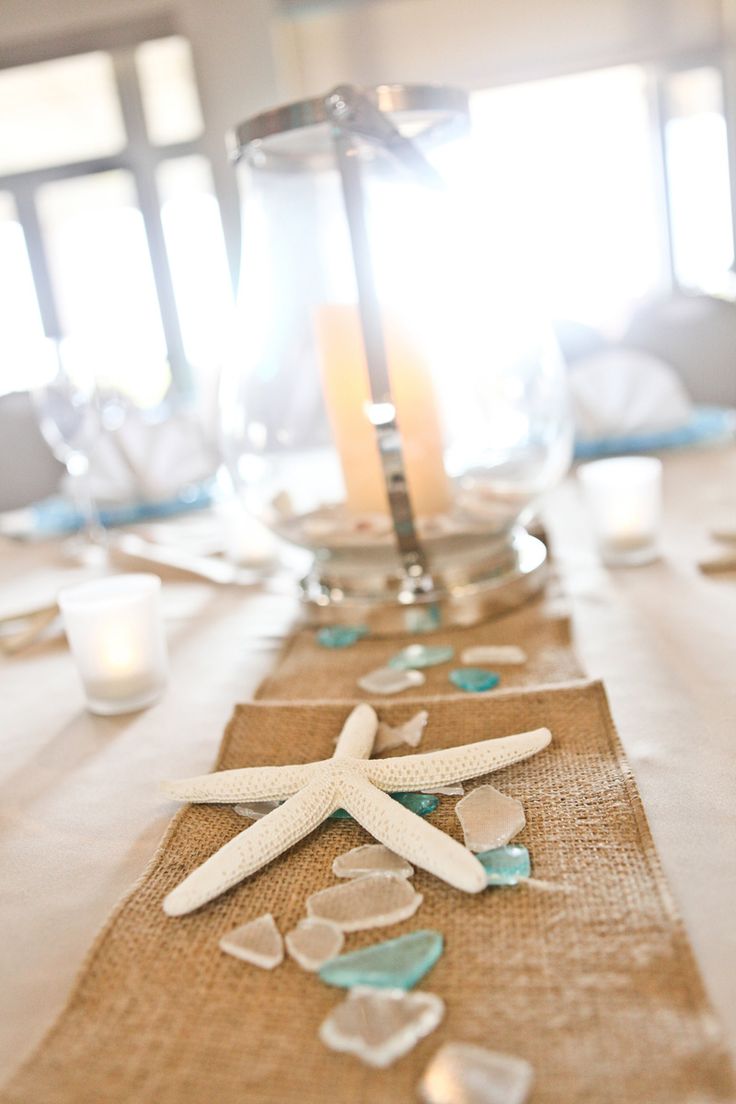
[
  {"left": 302, "top": 516, "right": 341, "bottom": 539},
  {"left": 233, "top": 800, "right": 281, "bottom": 820},
  {"left": 455, "top": 785, "right": 526, "bottom": 852},
  {"left": 307, "top": 872, "right": 422, "bottom": 932},
  {"left": 333, "top": 843, "right": 414, "bottom": 879},
  {"left": 460, "top": 645, "right": 527, "bottom": 665},
  {"left": 271, "top": 491, "right": 294, "bottom": 518},
  {"left": 219, "top": 913, "right": 283, "bottom": 969},
  {"left": 711, "top": 526, "right": 736, "bottom": 543},
  {"left": 358, "top": 667, "right": 426, "bottom": 695},
  {"left": 320, "top": 987, "right": 445, "bottom": 1068},
  {"left": 374, "top": 710, "right": 428, "bottom": 753},
  {"left": 284, "top": 918, "right": 344, "bottom": 971}
]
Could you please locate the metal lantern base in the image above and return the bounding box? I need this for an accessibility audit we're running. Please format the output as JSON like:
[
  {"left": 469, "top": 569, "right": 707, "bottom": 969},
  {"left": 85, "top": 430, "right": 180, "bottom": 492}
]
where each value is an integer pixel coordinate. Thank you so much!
[{"left": 301, "top": 527, "right": 547, "bottom": 634}]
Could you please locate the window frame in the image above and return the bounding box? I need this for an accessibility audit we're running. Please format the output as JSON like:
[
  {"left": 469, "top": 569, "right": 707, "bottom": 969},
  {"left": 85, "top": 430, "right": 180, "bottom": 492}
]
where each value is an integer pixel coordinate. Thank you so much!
[
  {"left": 0, "top": 19, "right": 240, "bottom": 397},
  {"left": 646, "top": 47, "right": 736, "bottom": 291}
]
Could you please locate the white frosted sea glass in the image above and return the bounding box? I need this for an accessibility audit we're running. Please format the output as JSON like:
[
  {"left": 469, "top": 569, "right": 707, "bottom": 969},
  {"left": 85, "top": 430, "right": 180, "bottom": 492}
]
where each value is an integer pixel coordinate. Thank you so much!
[
  {"left": 284, "top": 918, "right": 344, "bottom": 972},
  {"left": 333, "top": 843, "right": 414, "bottom": 879},
  {"left": 307, "top": 873, "right": 422, "bottom": 932},
  {"left": 219, "top": 913, "right": 283, "bottom": 969},
  {"left": 455, "top": 785, "right": 526, "bottom": 852},
  {"left": 320, "top": 987, "right": 444, "bottom": 1068}
]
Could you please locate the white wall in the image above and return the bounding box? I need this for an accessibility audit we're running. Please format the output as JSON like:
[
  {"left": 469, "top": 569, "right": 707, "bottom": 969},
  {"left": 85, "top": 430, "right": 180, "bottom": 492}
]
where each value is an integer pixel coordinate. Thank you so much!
[
  {"left": 0, "top": 0, "right": 282, "bottom": 124},
  {"left": 284, "top": 0, "right": 724, "bottom": 98},
  {"left": 1, "top": 0, "right": 726, "bottom": 115}
]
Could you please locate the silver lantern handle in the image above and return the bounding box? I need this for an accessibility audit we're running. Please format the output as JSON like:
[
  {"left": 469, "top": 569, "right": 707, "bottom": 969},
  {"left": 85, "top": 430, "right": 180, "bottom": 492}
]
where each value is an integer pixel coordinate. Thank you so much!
[{"left": 325, "top": 84, "right": 441, "bottom": 600}]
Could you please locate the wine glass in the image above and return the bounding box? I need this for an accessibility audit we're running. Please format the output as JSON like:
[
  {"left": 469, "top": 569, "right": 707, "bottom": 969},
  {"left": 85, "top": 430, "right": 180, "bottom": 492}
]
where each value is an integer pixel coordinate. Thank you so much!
[{"left": 32, "top": 339, "right": 107, "bottom": 564}]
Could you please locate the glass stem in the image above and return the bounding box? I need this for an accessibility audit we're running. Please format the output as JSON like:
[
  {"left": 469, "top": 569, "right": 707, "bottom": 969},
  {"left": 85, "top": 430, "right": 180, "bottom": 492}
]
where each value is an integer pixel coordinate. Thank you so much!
[{"left": 71, "top": 464, "right": 107, "bottom": 548}]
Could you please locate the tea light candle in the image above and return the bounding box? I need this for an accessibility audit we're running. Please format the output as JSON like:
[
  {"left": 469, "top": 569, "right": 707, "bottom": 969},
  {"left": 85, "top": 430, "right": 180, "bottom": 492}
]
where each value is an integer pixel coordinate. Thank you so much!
[
  {"left": 577, "top": 456, "right": 663, "bottom": 566},
  {"left": 316, "top": 303, "right": 450, "bottom": 516},
  {"left": 58, "top": 574, "right": 168, "bottom": 715}
]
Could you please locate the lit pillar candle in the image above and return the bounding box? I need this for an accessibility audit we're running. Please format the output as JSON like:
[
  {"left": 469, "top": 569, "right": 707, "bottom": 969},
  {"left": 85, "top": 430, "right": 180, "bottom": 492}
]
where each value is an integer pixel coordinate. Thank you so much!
[
  {"left": 58, "top": 574, "right": 168, "bottom": 715},
  {"left": 316, "top": 304, "right": 450, "bottom": 516},
  {"left": 577, "top": 456, "right": 662, "bottom": 566}
]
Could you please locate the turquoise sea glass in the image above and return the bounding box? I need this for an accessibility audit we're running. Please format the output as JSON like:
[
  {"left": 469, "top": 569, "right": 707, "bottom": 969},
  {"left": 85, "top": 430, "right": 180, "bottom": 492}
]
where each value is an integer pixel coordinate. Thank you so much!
[
  {"left": 388, "top": 643, "right": 454, "bottom": 670},
  {"left": 316, "top": 625, "right": 369, "bottom": 649},
  {"left": 449, "top": 667, "right": 500, "bottom": 692},
  {"left": 392, "top": 792, "right": 439, "bottom": 815},
  {"left": 478, "top": 844, "right": 531, "bottom": 886},
  {"left": 319, "top": 930, "right": 444, "bottom": 990},
  {"left": 330, "top": 792, "right": 439, "bottom": 820},
  {"left": 405, "top": 604, "right": 441, "bottom": 633}
]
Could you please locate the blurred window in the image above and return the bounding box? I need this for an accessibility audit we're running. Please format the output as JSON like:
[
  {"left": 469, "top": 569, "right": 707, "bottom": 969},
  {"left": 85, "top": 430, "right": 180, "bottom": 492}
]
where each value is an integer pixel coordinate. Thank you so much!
[
  {"left": 37, "top": 171, "right": 170, "bottom": 406},
  {"left": 664, "top": 66, "right": 734, "bottom": 290},
  {"left": 0, "top": 53, "right": 125, "bottom": 175},
  {"left": 470, "top": 62, "right": 734, "bottom": 331},
  {"left": 157, "top": 156, "right": 233, "bottom": 378},
  {"left": 470, "top": 67, "right": 666, "bottom": 332},
  {"left": 0, "top": 193, "right": 47, "bottom": 392},
  {"left": 135, "top": 37, "right": 204, "bottom": 146},
  {"left": 0, "top": 36, "right": 233, "bottom": 401}
]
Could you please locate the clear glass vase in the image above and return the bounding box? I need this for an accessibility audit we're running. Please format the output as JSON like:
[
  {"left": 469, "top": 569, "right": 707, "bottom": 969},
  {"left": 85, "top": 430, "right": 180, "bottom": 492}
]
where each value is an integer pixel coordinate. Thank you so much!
[{"left": 219, "top": 84, "right": 572, "bottom": 630}]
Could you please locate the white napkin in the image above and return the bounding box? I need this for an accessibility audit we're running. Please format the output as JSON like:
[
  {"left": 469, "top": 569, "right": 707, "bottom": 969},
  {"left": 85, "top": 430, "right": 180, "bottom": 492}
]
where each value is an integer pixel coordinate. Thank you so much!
[
  {"left": 569, "top": 348, "right": 693, "bottom": 442},
  {"left": 81, "top": 406, "right": 217, "bottom": 504}
]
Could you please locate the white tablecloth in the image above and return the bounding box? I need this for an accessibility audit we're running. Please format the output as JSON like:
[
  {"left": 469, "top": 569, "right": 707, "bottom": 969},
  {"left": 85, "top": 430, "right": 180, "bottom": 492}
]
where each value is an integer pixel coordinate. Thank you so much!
[{"left": 0, "top": 445, "right": 735, "bottom": 1083}]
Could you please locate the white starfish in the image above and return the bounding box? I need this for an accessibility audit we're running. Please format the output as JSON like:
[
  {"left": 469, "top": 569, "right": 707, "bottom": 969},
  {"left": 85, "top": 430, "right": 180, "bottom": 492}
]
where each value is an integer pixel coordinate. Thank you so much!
[{"left": 161, "top": 704, "right": 551, "bottom": 916}]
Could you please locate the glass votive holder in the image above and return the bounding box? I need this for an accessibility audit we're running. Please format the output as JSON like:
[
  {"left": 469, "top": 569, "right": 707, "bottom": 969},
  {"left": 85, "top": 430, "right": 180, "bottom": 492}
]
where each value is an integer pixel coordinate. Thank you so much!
[
  {"left": 577, "top": 456, "right": 663, "bottom": 566},
  {"left": 58, "top": 573, "right": 168, "bottom": 715}
]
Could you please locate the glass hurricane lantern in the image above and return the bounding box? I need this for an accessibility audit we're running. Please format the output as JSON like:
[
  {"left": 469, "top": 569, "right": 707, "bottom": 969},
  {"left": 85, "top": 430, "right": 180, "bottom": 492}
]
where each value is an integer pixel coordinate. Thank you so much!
[{"left": 220, "top": 84, "right": 572, "bottom": 632}]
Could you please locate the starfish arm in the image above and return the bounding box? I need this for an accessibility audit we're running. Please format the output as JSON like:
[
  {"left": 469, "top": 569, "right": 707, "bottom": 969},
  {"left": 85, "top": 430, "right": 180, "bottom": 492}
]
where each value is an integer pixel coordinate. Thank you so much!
[
  {"left": 163, "top": 776, "right": 338, "bottom": 916},
  {"left": 332, "top": 703, "right": 378, "bottom": 760},
  {"left": 364, "top": 727, "right": 552, "bottom": 792},
  {"left": 338, "top": 773, "right": 486, "bottom": 893},
  {"left": 160, "top": 761, "right": 325, "bottom": 804}
]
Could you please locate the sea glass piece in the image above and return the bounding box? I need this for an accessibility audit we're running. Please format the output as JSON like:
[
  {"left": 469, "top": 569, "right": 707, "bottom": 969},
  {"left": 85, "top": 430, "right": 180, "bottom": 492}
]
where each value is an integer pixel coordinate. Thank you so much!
[
  {"left": 405, "top": 604, "right": 441, "bottom": 633},
  {"left": 219, "top": 912, "right": 283, "bottom": 968},
  {"left": 233, "top": 800, "right": 281, "bottom": 820},
  {"left": 285, "top": 918, "right": 344, "bottom": 972},
  {"left": 449, "top": 667, "right": 500, "bottom": 692},
  {"left": 460, "top": 645, "right": 527, "bottom": 666},
  {"left": 455, "top": 784, "right": 525, "bottom": 852},
  {"left": 333, "top": 843, "right": 414, "bottom": 879},
  {"left": 422, "top": 783, "right": 465, "bottom": 796},
  {"left": 307, "top": 872, "right": 423, "bottom": 931},
  {"left": 388, "top": 643, "right": 454, "bottom": 670},
  {"left": 478, "top": 844, "right": 531, "bottom": 886},
  {"left": 330, "top": 791, "right": 439, "bottom": 819},
  {"left": 317, "top": 625, "right": 368, "bottom": 649},
  {"left": 358, "top": 667, "right": 426, "bottom": 695},
  {"left": 374, "top": 710, "right": 428, "bottom": 753},
  {"left": 418, "top": 1042, "right": 534, "bottom": 1104},
  {"left": 319, "top": 930, "right": 443, "bottom": 990},
  {"left": 393, "top": 793, "right": 438, "bottom": 815},
  {"left": 320, "top": 987, "right": 445, "bottom": 1068}
]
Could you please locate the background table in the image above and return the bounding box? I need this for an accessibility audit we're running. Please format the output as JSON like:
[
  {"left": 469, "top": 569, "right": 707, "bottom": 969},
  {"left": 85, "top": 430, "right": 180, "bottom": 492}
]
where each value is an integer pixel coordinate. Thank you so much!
[{"left": 1, "top": 445, "right": 735, "bottom": 1085}]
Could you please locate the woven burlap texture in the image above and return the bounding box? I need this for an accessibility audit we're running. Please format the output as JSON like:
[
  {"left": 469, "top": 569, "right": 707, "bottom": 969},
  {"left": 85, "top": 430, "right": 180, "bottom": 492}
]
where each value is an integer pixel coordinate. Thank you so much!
[
  {"left": 258, "top": 601, "right": 582, "bottom": 700},
  {"left": 3, "top": 683, "right": 734, "bottom": 1104}
]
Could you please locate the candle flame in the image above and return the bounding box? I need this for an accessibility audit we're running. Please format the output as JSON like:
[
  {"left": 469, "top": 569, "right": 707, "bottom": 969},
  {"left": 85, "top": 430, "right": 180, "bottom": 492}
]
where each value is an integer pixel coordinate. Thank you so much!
[{"left": 101, "top": 630, "right": 138, "bottom": 675}]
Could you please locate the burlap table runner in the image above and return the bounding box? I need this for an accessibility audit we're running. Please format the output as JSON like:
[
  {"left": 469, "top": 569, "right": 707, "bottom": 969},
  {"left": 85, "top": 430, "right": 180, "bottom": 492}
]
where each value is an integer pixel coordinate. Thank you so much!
[
  {"left": 3, "top": 665, "right": 734, "bottom": 1101},
  {"left": 258, "top": 599, "right": 582, "bottom": 700}
]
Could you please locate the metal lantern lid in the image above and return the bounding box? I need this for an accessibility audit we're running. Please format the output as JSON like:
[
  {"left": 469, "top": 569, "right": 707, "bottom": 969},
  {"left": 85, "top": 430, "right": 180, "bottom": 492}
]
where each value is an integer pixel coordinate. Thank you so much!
[{"left": 230, "top": 83, "right": 470, "bottom": 161}]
